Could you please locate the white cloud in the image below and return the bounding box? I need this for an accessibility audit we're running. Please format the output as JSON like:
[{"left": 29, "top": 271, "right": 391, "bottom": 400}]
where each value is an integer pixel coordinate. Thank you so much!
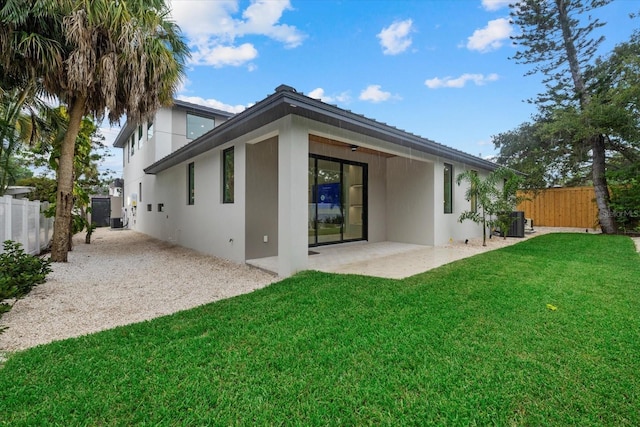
[
  {"left": 481, "top": 0, "right": 511, "bottom": 11},
  {"left": 424, "top": 73, "right": 499, "bottom": 89},
  {"left": 176, "top": 95, "right": 249, "bottom": 114},
  {"left": 169, "top": 0, "right": 305, "bottom": 67},
  {"left": 238, "top": 0, "right": 304, "bottom": 48},
  {"left": 377, "top": 19, "right": 414, "bottom": 55},
  {"left": 308, "top": 87, "right": 351, "bottom": 104},
  {"left": 359, "top": 85, "right": 400, "bottom": 103},
  {"left": 466, "top": 18, "right": 513, "bottom": 52},
  {"left": 189, "top": 43, "right": 258, "bottom": 68}
]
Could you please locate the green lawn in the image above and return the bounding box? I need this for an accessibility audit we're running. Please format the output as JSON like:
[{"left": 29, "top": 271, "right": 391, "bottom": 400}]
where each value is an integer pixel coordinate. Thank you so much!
[{"left": 1, "top": 233, "right": 639, "bottom": 425}]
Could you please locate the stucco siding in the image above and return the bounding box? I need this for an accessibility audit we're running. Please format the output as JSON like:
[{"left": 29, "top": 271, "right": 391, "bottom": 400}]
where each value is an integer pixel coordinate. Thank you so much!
[
  {"left": 432, "top": 162, "right": 488, "bottom": 245},
  {"left": 245, "top": 137, "right": 278, "bottom": 259},
  {"left": 386, "top": 157, "right": 435, "bottom": 245}
]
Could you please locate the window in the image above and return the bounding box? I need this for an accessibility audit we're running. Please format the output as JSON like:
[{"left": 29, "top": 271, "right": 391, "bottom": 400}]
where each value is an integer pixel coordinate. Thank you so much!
[
  {"left": 470, "top": 170, "right": 478, "bottom": 213},
  {"left": 223, "top": 147, "right": 234, "bottom": 203},
  {"left": 187, "top": 162, "right": 195, "bottom": 205},
  {"left": 147, "top": 120, "right": 154, "bottom": 139},
  {"left": 187, "top": 113, "right": 214, "bottom": 140},
  {"left": 130, "top": 134, "right": 135, "bottom": 157},
  {"left": 444, "top": 163, "right": 453, "bottom": 214},
  {"left": 139, "top": 182, "right": 142, "bottom": 203},
  {"left": 138, "top": 125, "right": 143, "bottom": 149}
]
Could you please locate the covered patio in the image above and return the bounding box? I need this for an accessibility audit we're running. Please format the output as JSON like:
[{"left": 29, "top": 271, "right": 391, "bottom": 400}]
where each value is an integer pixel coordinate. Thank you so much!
[{"left": 246, "top": 227, "right": 601, "bottom": 279}]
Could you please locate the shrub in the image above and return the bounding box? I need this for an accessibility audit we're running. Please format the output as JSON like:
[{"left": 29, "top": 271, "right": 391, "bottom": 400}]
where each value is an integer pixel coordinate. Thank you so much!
[{"left": 0, "top": 241, "right": 52, "bottom": 332}]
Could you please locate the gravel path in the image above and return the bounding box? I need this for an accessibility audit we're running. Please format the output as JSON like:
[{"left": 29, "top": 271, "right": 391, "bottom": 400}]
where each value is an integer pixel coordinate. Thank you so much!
[{"left": 0, "top": 228, "right": 276, "bottom": 352}]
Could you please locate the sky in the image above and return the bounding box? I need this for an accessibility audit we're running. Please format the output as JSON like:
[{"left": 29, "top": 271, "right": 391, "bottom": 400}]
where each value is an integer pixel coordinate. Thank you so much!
[{"left": 101, "top": 0, "right": 639, "bottom": 176}]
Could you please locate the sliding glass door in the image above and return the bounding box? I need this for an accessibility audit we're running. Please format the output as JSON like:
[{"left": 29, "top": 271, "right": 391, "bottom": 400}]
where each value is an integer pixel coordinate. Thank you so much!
[{"left": 308, "top": 155, "right": 367, "bottom": 246}]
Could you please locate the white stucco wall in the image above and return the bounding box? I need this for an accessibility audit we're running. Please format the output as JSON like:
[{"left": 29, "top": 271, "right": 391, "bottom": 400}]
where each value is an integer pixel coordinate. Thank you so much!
[
  {"left": 386, "top": 157, "right": 436, "bottom": 245},
  {"left": 432, "top": 161, "right": 489, "bottom": 245},
  {"left": 277, "top": 116, "right": 309, "bottom": 276},
  {"left": 118, "top": 105, "right": 497, "bottom": 276}
]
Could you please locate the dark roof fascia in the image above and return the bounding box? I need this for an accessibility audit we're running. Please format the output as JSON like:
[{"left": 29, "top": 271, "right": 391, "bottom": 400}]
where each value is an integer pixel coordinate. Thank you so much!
[
  {"left": 144, "top": 91, "right": 288, "bottom": 174},
  {"left": 280, "top": 91, "right": 500, "bottom": 172},
  {"left": 144, "top": 88, "right": 500, "bottom": 174},
  {"left": 172, "top": 99, "right": 235, "bottom": 118},
  {"left": 113, "top": 100, "right": 235, "bottom": 148},
  {"left": 113, "top": 121, "right": 137, "bottom": 148}
]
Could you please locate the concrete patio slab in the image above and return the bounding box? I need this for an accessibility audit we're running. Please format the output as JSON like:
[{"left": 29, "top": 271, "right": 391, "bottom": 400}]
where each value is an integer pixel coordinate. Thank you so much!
[{"left": 247, "top": 227, "right": 608, "bottom": 279}]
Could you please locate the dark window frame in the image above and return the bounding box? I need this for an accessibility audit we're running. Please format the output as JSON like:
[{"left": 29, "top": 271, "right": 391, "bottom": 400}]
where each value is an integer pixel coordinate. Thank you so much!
[
  {"left": 470, "top": 170, "right": 478, "bottom": 213},
  {"left": 444, "top": 163, "right": 453, "bottom": 214},
  {"left": 187, "top": 162, "right": 195, "bottom": 205},
  {"left": 186, "top": 113, "right": 215, "bottom": 140},
  {"left": 222, "top": 147, "right": 234, "bottom": 204}
]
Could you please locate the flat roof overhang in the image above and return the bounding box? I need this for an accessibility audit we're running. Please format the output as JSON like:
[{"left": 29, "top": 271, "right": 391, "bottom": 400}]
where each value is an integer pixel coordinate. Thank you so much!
[{"left": 144, "top": 89, "right": 500, "bottom": 175}]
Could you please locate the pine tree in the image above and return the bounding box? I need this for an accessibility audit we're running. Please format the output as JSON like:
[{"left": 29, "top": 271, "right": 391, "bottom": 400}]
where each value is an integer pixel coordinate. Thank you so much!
[{"left": 510, "top": 0, "right": 617, "bottom": 233}]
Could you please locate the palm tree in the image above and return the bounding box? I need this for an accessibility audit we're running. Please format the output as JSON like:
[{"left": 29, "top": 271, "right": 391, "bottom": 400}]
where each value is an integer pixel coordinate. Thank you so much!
[
  {"left": 0, "top": 0, "right": 189, "bottom": 261},
  {"left": 0, "top": 85, "right": 45, "bottom": 195},
  {"left": 456, "top": 168, "right": 523, "bottom": 246}
]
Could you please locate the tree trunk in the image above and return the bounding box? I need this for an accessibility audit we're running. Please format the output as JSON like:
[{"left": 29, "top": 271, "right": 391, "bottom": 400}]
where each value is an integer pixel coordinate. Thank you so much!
[
  {"left": 592, "top": 134, "right": 617, "bottom": 234},
  {"left": 556, "top": 0, "right": 616, "bottom": 234},
  {"left": 50, "top": 96, "right": 86, "bottom": 262}
]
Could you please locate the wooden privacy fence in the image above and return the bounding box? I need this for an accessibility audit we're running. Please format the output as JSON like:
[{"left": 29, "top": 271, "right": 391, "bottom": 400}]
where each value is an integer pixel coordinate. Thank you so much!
[{"left": 516, "top": 187, "right": 599, "bottom": 229}]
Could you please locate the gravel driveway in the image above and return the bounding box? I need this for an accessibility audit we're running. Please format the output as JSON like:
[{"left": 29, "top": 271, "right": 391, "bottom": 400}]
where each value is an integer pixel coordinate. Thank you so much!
[{"left": 0, "top": 228, "right": 276, "bottom": 352}]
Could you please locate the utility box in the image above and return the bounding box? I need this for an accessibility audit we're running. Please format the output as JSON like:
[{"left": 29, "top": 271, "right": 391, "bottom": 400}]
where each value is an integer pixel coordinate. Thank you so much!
[
  {"left": 110, "top": 196, "right": 123, "bottom": 229},
  {"left": 506, "top": 211, "right": 525, "bottom": 238},
  {"left": 90, "top": 197, "right": 111, "bottom": 227}
]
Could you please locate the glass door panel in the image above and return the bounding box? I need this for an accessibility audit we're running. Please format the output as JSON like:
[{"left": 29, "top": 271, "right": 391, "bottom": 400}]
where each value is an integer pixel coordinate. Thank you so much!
[
  {"left": 316, "top": 159, "right": 343, "bottom": 244},
  {"left": 344, "top": 164, "right": 364, "bottom": 240},
  {"left": 309, "top": 154, "right": 367, "bottom": 247},
  {"left": 308, "top": 157, "right": 317, "bottom": 245}
]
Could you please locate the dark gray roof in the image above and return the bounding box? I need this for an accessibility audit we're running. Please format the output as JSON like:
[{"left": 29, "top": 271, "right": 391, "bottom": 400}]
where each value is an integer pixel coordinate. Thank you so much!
[
  {"left": 172, "top": 99, "right": 235, "bottom": 118},
  {"left": 113, "top": 99, "right": 235, "bottom": 148},
  {"left": 144, "top": 85, "right": 500, "bottom": 174}
]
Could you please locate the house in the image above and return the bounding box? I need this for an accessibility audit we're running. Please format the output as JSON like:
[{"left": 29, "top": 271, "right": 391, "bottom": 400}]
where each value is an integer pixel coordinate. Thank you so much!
[{"left": 113, "top": 84, "right": 501, "bottom": 277}]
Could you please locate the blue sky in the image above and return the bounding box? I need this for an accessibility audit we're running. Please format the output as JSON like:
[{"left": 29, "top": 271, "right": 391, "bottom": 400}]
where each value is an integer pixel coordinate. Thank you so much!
[{"left": 102, "top": 0, "right": 639, "bottom": 175}]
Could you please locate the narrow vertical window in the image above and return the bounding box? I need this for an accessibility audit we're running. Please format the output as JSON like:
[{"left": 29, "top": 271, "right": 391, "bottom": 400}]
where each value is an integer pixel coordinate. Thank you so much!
[
  {"left": 444, "top": 163, "right": 453, "bottom": 214},
  {"left": 138, "top": 125, "right": 143, "bottom": 149},
  {"left": 139, "top": 182, "right": 142, "bottom": 203},
  {"left": 223, "top": 147, "right": 234, "bottom": 203},
  {"left": 130, "top": 134, "right": 135, "bottom": 156},
  {"left": 470, "top": 170, "right": 478, "bottom": 213},
  {"left": 147, "top": 120, "right": 154, "bottom": 139},
  {"left": 187, "top": 162, "right": 195, "bottom": 205}
]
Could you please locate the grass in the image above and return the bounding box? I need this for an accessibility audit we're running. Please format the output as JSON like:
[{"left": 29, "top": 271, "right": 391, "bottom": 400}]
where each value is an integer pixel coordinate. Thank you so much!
[{"left": 1, "top": 233, "right": 639, "bottom": 425}]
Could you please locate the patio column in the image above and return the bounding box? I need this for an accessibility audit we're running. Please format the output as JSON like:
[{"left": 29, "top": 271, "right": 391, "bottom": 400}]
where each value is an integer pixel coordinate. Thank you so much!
[{"left": 277, "top": 116, "right": 309, "bottom": 276}]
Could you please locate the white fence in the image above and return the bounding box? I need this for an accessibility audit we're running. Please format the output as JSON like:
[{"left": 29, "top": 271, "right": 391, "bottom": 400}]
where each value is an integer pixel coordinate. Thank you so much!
[{"left": 0, "top": 195, "right": 53, "bottom": 255}]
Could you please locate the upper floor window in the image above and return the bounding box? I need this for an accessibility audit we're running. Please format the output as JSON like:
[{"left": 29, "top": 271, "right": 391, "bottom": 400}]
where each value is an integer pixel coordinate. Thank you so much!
[
  {"left": 444, "top": 163, "right": 453, "bottom": 214},
  {"left": 147, "top": 120, "right": 154, "bottom": 139},
  {"left": 130, "top": 133, "right": 135, "bottom": 157},
  {"left": 187, "top": 113, "right": 214, "bottom": 140}
]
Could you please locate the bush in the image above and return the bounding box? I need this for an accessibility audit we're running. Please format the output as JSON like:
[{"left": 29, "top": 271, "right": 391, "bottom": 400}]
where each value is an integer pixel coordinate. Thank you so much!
[{"left": 0, "top": 241, "right": 52, "bottom": 332}]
